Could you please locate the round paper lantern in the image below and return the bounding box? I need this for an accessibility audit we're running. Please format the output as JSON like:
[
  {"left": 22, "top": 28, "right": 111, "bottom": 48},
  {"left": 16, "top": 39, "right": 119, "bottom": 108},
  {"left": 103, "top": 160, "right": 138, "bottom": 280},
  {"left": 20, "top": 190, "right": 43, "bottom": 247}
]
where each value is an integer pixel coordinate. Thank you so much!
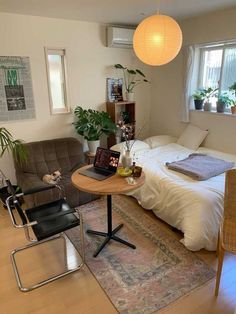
[{"left": 133, "top": 14, "right": 183, "bottom": 66}]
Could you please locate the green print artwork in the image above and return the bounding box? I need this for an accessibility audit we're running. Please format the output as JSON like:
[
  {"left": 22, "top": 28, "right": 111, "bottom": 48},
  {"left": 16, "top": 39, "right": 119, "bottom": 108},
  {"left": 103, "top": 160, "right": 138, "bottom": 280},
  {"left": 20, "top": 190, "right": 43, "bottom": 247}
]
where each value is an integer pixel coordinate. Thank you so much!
[{"left": 7, "top": 69, "right": 18, "bottom": 86}]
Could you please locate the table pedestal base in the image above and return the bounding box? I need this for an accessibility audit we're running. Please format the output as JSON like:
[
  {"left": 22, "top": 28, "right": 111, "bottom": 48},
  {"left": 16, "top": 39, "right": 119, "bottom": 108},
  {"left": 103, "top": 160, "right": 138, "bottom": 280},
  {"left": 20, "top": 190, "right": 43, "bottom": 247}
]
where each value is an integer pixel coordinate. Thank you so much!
[{"left": 86, "top": 195, "right": 136, "bottom": 257}]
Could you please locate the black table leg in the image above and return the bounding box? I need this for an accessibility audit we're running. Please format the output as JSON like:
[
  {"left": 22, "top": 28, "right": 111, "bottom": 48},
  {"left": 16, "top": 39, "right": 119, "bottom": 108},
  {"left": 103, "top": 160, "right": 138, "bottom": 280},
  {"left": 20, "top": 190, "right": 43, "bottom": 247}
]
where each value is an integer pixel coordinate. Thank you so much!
[{"left": 86, "top": 194, "right": 136, "bottom": 257}]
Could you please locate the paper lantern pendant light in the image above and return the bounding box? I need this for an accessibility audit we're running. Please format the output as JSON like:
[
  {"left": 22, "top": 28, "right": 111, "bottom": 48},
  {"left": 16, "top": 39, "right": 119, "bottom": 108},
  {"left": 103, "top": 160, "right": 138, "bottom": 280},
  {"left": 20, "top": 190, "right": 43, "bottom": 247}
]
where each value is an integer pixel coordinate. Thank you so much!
[{"left": 133, "top": 14, "right": 183, "bottom": 66}]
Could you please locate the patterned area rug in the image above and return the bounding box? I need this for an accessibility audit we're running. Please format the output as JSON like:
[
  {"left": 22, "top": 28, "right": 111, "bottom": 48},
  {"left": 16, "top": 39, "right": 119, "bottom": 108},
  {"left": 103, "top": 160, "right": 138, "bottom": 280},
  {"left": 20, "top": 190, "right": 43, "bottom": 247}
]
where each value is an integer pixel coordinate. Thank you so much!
[{"left": 66, "top": 195, "right": 215, "bottom": 314}]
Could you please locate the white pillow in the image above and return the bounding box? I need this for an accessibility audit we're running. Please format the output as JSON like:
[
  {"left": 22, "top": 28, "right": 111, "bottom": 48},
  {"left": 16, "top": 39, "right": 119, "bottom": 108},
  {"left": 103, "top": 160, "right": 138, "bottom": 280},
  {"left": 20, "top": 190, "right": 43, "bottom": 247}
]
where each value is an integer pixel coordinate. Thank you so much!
[
  {"left": 177, "top": 124, "right": 208, "bottom": 150},
  {"left": 143, "top": 135, "right": 177, "bottom": 149},
  {"left": 111, "top": 140, "right": 150, "bottom": 153}
]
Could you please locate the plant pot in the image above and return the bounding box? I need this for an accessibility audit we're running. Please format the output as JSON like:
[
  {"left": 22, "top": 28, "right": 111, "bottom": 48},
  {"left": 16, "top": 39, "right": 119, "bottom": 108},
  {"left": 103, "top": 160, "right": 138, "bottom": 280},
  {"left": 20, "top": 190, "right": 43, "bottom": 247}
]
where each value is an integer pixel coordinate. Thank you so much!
[
  {"left": 0, "top": 185, "right": 22, "bottom": 209},
  {"left": 194, "top": 99, "right": 203, "bottom": 110},
  {"left": 204, "top": 102, "right": 212, "bottom": 111},
  {"left": 231, "top": 106, "right": 236, "bottom": 114},
  {"left": 216, "top": 101, "right": 226, "bottom": 113},
  {"left": 87, "top": 140, "right": 100, "bottom": 154},
  {"left": 126, "top": 92, "right": 134, "bottom": 102}
]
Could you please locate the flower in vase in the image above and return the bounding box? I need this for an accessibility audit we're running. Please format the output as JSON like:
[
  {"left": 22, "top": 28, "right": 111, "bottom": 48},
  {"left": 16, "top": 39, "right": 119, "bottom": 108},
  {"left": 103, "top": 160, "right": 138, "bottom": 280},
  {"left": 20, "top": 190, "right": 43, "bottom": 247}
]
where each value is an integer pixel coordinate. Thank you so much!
[{"left": 117, "top": 120, "right": 135, "bottom": 151}]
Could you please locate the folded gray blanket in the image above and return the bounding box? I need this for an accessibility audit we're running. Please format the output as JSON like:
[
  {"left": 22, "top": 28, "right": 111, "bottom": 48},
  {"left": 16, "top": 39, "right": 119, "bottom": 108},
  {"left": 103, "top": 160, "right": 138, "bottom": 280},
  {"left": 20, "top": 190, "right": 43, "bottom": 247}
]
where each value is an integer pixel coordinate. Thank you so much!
[{"left": 166, "top": 153, "right": 234, "bottom": 180}]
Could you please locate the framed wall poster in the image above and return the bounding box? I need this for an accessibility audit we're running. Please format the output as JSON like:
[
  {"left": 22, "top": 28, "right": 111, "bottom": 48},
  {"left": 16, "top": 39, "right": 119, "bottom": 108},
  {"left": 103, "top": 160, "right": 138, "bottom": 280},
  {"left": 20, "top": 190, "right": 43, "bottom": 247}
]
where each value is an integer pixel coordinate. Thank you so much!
[
  {"left": 107, "top": 78, "right": 123, "bottom": 102},
  {"left": 0, "top": 56, "right": 35, "bottom": 122}
]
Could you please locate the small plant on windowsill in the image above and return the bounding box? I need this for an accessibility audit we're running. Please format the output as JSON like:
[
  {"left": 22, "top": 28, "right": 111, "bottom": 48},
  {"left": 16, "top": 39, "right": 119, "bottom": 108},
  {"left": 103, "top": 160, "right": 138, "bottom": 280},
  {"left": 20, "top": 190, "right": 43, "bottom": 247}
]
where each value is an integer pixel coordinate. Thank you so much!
[
  {"left": 216, "top": 94, "right": 234, "bottom": 113},
  {"left": 229, "top": 82, "right": 236, "bottom": 114},
  {"left": 193, "top": 89, "right": 205, "bottom": 110},
  {"left": 202, "top": 87, "right": 218, "bottom": 111}
]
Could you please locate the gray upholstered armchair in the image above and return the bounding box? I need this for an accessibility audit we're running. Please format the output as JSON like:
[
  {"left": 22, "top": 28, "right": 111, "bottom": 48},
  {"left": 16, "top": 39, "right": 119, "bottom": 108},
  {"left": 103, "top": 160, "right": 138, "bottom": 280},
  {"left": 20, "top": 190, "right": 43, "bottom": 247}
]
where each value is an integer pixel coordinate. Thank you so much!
[{"left": 14, "top": 137, "right": 97, "bottom": 208}]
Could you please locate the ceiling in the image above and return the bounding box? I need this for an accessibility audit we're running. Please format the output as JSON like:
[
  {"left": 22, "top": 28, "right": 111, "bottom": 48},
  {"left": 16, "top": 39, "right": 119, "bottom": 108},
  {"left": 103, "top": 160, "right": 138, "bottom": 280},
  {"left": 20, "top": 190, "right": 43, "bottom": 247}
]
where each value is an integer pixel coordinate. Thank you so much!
[{"left": 0, "top": 0, "right": 235, "bottom": 25}]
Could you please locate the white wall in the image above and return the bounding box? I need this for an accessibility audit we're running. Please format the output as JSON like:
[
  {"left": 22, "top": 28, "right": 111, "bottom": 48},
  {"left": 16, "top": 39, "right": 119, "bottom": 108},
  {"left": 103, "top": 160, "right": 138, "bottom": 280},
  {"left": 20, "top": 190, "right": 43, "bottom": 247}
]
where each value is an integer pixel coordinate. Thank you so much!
[
  {"left": 0, "top": 12, "right": 151, "bottom": 182},
  {"left": 150, "top": 6, "right": 236, "bottom": 154}
]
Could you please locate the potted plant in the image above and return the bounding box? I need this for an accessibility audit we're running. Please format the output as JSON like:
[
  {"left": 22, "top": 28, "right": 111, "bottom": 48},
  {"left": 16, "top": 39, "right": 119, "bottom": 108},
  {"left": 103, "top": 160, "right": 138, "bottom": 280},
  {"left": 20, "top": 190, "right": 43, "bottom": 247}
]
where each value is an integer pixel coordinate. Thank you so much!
[
  {"left": 216, "top": 94, "right": 233, "bottom": 113},
  {"left": 193, "top": 89, "right": 204, "bottom": 110},
  {"left": 74, "top": 106, "right": 117, "bottom": 153},
  {"left": 0, "top": 127, "right": 27, "bottom": 208},
  {"left": 229, "top": 82, "right": 236, "bottom": 114},
  {"left": 114, "top": 64, "right": 150, "bottom": 101},
  {"left": 202, "top": 87, "right": 218, "bottom": 111}
]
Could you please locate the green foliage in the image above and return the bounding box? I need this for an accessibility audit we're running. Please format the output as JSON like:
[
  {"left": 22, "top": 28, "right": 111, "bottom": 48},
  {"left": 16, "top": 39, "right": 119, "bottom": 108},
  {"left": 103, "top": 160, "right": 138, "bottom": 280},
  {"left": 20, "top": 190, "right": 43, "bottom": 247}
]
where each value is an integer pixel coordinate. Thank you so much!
[
  {"left": 229, "top": 82, "right": 236, "bottom": 93},
  {"left": 193, "top": 89, "right": 205, "bottom": 100},
  {"left": 202, "top": 87, "right": 218, "bottom": 101},
  {"left": 229, "top": 82, "right": 236, "bottom": 106},
  {"left": 74, "top": 106, "right": 117, "bottom": 141},
  {"left": 114, "top": 64, "right": 150, "bottom": 93},
  {"left": 0, "top": 127, "right": 27, "bottom": 165},
  {"left": 193, "top": 87, "right": 218, "bottom": 101},
  {"left": 217, "top": 94, "right": 233, "bottom": 107}
]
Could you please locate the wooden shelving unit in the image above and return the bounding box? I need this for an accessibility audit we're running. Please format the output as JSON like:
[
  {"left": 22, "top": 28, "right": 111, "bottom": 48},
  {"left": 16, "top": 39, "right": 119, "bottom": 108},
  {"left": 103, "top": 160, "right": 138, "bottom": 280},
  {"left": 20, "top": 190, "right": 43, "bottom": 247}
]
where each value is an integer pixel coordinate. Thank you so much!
[{"left": 106, "top": 101, "right": 136, "bottom": 147}]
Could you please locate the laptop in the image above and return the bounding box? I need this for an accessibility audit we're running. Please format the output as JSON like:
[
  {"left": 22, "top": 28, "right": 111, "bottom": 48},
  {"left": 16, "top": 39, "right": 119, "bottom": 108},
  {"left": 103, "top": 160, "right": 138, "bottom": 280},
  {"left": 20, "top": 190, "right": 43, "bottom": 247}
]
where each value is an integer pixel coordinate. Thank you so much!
[{"left": 78, "top": 147, "right": 120, "bottom": 181}]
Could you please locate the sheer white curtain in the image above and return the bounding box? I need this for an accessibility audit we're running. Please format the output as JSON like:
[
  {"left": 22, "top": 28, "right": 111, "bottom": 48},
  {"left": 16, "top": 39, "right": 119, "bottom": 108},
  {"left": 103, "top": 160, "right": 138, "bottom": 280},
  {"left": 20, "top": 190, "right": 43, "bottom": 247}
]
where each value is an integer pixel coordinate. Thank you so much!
[{"left": 181, "top": 45, "right": 196, "bottom": 122}]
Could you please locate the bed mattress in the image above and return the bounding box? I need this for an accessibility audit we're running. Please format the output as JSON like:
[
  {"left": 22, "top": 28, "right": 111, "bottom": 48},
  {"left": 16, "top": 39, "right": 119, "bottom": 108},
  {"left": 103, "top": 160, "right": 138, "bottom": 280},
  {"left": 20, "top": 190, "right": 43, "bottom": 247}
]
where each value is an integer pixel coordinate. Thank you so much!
[{"left": 127, "top": 143, "right": 235, "bottom": 251}]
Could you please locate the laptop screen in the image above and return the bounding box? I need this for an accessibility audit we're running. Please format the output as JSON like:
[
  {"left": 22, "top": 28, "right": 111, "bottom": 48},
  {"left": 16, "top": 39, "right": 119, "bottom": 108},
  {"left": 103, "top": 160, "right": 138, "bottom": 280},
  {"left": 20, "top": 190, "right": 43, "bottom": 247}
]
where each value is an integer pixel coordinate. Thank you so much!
[{"left": 94, "top": 147, "right": 120, "bottom": 172}]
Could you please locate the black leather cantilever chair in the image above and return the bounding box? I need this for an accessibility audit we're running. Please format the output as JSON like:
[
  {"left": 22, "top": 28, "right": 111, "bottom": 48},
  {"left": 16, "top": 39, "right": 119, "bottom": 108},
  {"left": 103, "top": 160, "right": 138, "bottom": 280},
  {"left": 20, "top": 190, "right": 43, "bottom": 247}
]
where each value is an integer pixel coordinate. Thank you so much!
[{"left": 5, "top": 180, "right": 85, "bottom": 292}]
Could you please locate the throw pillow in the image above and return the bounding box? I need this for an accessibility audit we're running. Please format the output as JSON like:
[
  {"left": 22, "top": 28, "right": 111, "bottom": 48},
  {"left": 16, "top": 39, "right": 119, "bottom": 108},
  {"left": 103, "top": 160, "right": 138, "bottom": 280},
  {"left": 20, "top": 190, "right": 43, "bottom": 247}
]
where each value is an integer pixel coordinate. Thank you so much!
[{"left": 177, "top": 124, "right": 208, "bottom": 150}]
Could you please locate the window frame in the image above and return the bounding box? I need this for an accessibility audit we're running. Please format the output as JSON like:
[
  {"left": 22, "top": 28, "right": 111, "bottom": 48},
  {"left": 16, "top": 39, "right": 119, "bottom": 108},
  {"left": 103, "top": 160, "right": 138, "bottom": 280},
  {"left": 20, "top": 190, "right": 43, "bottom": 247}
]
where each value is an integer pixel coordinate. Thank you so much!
[
  {"left": 44, "top": 47, "right": 70, "bottom": 115},
  {"left": 197, "top": 41, "right": 236, "bottom": 113}
]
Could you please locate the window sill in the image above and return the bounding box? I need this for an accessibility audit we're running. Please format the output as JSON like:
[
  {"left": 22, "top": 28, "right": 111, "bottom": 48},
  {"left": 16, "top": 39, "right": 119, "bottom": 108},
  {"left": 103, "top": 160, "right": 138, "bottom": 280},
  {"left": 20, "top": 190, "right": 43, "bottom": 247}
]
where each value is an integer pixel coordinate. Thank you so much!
[{"left": 190, "top": 109, "right": 236, "bottom": 118}]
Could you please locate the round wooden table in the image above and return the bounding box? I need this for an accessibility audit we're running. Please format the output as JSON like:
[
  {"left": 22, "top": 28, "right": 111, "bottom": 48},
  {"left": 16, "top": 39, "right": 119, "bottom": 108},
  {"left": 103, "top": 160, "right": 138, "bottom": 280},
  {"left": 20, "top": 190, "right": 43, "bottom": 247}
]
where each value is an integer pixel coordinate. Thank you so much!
[{"left": 72, "top": 165, "right": 145, "bottom": 257}]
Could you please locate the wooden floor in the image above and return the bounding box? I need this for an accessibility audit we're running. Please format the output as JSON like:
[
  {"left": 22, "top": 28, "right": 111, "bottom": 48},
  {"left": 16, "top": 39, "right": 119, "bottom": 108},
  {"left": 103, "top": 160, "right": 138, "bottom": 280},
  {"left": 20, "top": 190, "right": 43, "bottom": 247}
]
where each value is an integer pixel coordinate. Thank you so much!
[{"left": 0, "top": 200, "right": 236, "bottom": 314}]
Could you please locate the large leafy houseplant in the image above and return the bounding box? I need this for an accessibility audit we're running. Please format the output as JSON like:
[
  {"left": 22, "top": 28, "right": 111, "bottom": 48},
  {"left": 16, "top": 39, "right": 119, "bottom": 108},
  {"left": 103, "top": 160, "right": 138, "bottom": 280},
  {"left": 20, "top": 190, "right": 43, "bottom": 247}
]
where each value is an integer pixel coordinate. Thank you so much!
[
  {"left": 0, "top": 127, "right": 27, "bottom": 207},
  {"left": 114, "top": 64, "right": 150, "bottom": 93},
  {"left": 74, "top": 106, "right": 117, "bottom": 141}
]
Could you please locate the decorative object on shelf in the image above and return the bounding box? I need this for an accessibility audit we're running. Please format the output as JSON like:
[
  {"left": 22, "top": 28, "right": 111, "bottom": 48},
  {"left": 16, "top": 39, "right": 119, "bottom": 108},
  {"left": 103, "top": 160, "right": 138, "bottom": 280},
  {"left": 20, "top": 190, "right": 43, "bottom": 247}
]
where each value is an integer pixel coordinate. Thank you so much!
[
  {"left": 73, "top": 106, "right": 117, "bottom": 153},
  {"left": 216, "top": 94, "right": 233, "bottom": 113},
  {"left": 126, "top": 92, "right": 134, "bottom": 102},
  {"left": 114, "top": 64, "right": 150, "bottom": 101},
  {"left": 0, "top": 56, "right": 35, "bottom": 122},
  {"left": 0, "top": 127, "right": 27, "bottom": 207},
  {"left": 133, "top": 14, "right": 182, "bottom": 66},
  {"left": 193, "top": 89, "right": 204, "bottom": 110},
  {"left": 229, "top": 82, "right": 236, "bottom": 114},
  {"left": 107, "top": 78, "right": 123, "bottom": 102}
]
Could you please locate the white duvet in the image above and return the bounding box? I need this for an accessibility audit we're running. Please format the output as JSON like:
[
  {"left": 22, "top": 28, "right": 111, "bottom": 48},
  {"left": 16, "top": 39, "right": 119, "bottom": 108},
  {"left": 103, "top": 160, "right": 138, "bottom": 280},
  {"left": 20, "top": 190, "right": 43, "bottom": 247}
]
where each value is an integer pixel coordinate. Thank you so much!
[{"left": 128, "top": 143, "right": 235, "bottom": 251}]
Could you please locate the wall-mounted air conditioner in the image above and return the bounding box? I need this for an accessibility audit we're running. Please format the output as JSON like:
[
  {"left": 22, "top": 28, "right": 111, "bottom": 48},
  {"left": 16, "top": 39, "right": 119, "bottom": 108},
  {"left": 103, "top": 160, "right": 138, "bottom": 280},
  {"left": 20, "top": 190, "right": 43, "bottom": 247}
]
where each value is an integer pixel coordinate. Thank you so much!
[{"left": 107, "top": 26, "right": 135, "bottom": 48}]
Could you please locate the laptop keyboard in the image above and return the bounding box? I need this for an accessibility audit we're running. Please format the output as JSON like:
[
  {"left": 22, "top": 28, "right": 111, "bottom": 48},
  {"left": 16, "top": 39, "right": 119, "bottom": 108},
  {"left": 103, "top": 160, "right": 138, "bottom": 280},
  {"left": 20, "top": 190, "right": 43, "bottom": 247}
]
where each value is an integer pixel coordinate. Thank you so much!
[{"left": 87, "top": 167, "right": 111, "bottom": 176}]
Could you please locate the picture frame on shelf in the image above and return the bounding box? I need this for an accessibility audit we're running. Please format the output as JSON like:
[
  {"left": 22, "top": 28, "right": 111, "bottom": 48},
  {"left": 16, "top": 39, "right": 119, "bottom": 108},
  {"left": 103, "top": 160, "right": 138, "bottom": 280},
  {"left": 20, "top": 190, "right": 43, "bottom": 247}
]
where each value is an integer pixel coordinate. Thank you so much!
[{"left": 107, "top": 78, "right": 123, "bottom": 102}]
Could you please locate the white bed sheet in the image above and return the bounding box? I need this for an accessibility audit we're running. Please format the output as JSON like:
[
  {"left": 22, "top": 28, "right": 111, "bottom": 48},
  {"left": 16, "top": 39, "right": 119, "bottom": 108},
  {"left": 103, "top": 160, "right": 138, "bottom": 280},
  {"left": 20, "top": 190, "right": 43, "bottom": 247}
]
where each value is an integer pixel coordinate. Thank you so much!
[{"left": 128, "top": 143, "right": 231, "bottom": 251}]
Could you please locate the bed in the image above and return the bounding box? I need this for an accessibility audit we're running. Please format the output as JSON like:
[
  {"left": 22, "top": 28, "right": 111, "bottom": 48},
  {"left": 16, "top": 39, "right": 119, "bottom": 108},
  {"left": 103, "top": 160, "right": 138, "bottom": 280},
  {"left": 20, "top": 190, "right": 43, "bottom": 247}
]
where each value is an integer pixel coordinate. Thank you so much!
[{"left": 112, "top": 136, "right": 236, "bottom": 251}]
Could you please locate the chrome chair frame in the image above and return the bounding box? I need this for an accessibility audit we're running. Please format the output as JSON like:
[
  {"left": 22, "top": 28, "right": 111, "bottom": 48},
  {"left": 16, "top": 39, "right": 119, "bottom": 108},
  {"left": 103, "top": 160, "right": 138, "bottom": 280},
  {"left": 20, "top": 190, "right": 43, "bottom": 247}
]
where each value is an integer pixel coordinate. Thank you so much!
[{"left": 6, "top": 188, "right": 85, "bottom": 292}]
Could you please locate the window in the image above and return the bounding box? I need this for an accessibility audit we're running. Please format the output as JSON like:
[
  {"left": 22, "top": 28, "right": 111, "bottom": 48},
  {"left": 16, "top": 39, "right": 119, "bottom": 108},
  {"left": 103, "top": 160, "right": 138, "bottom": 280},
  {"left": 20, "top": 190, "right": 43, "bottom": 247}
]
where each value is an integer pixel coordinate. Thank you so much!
[
  {"left": 197, "top": 42, "right": 236, "bottom": 111},
  {"left": 45, "top": 48, "right": 70, "bottom": 114}
]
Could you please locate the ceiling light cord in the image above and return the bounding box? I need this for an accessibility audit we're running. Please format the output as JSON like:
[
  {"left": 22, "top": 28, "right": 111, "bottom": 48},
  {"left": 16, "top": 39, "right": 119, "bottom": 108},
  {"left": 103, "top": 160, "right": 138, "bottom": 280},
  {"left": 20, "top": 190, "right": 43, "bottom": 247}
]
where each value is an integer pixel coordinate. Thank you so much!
[{"left": 156, "top": 0, "right": 161, "bottom": 15}]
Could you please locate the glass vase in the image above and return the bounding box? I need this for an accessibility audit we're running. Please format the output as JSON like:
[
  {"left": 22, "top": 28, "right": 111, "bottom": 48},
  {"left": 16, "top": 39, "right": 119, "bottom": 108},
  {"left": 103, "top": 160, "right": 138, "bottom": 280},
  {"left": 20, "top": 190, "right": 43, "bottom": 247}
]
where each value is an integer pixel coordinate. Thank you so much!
[{"left": 121, "top": 150, "right": 132, "bottom": 169}]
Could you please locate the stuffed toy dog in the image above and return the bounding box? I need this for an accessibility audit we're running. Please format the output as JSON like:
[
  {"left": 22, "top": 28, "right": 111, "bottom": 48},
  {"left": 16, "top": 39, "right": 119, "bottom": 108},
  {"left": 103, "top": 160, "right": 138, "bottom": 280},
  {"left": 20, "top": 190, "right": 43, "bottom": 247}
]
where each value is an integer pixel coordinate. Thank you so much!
[{"left": 42, "top": 170, "right": 62, "bottom": 185}]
